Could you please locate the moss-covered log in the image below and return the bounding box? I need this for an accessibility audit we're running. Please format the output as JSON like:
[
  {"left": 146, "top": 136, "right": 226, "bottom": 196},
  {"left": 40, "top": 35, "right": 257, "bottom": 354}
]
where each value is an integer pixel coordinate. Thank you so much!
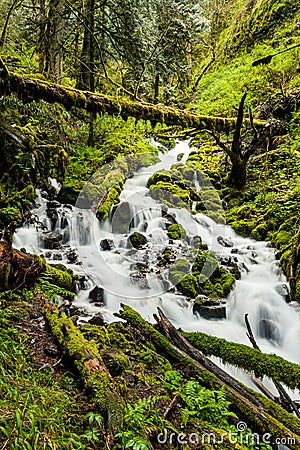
[
  {"left": 45, "top": 307, "right": 124, "bottom": 434},
  {"left": 183, "top": 330, "right": 300, "bottom": 391},
  {"left": 0, "top": 60, "right": 266, "bottom": 132},
  {"left": 117, "top": 305, "right": 300, "bottom": 447}
]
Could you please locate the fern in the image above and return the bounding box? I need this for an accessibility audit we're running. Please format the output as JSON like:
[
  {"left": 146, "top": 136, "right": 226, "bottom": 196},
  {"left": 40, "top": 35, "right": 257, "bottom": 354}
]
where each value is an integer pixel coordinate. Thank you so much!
[{"left": 181, "top": 380, "right": 237, "bottom": 427}]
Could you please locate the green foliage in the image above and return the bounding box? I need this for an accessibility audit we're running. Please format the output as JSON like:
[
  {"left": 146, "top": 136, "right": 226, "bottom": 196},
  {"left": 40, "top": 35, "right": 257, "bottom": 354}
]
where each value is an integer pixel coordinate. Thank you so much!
[
  {"left": 166, "top": 223, "right": 187, "bottom": 240},
  {"left": 0, "top": 308, "right": 99, "bottom": 449},
  {"left": 115, "top": 396, "right": 170, "bottom": 450},
  {"left": 181, "top": 380, "right": 236, "bottom": 427}
]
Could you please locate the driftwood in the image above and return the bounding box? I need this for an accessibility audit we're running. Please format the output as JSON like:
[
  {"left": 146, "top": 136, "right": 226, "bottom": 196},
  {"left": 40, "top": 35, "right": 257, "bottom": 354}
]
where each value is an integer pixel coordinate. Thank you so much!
[
  {"left": 117, "top": 304, "right": 300, "bottom": 448},
  {"left": 0, "top": 58, "right": 266, "bottom": 133},
  {"left": 245, "top": 314, "right": 300, "bottom": 418}
]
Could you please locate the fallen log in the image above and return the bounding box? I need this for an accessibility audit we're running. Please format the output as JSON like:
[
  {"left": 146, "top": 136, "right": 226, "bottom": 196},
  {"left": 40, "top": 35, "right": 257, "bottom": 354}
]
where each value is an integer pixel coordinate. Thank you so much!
[
  {"left": 116, "top": 304, "right": 300, "bottom": 448},
  {"left": 45, "top": 306, "right": 124, "bottom": 440},
  {"left": 0, "top": 241, "right": 45, "bottom": 291},
  {"left": 0, "top": 58, "right": 266, "bottom": 133},
  {"left": 245, "top": 313, "right": 300, "bottom": 417}
]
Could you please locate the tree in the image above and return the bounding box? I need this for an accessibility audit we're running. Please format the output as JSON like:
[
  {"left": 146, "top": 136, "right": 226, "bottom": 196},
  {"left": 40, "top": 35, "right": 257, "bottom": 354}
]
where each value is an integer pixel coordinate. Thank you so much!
[{"left": 207, "top": 93, "right": 281, "bottom": 189}]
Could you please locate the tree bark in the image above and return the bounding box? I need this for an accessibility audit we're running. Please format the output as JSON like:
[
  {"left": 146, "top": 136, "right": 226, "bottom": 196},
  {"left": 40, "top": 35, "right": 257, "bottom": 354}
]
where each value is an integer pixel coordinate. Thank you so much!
[{"left": 0, "top": 61, "right": 266, "bottom": 132}]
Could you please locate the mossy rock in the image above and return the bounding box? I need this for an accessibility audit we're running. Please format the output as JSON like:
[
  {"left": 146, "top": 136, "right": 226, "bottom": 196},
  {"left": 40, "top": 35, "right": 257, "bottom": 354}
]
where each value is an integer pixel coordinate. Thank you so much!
[
  {"left": 128, "top": 231, "right": 147, "bottom": 249},
  {"left": 147, "top": 169, "right": 174, "bottom": 186},
  {"left": 101, "top": 347, "right": 131, "bottom": 376},
  {"left": 167, "top": 223, "right": 187, "bottom": 240},
  {"left": 177, "top": 274, "right": 198, "bottom": 298},
  {"left": 57, "top": 183, "right": 82, "bottom": 205},
  {"left": 46, "top": 264, "right": 75, "bottom": 291},
  {"left": 97, "top": 185, "right": 122, "bottom": 221},
  {"left": 251, "top": 222, "right": 269, "bottom": 241}
]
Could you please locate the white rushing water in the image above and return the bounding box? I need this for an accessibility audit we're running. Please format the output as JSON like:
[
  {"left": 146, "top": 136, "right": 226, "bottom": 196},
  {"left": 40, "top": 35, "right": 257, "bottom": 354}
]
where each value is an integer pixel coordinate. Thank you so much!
[{"left": 14, "top": 140, "right": 300, "bottom": 397}]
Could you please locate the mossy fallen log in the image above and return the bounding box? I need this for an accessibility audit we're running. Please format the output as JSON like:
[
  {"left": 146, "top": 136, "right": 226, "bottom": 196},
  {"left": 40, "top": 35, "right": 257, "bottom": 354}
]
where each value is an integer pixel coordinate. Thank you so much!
[
  {"left": 116, "top": 305, "right": 300, "bottom": 447},
  {"left": 183, "top": 330, "right": 300, "bottom": 391},
  {"left": 45, "top": 307, "right": 124, "bottom": 434},
  {"left": 0, "top": 59, "right": 266, "bottom": 132}
]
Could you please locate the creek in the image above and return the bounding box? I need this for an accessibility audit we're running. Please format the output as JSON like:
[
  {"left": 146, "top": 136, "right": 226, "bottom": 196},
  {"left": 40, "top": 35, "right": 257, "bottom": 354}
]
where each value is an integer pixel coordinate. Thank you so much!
[{"left": 14, "top": 140, "right": 300, "bottom": 399}]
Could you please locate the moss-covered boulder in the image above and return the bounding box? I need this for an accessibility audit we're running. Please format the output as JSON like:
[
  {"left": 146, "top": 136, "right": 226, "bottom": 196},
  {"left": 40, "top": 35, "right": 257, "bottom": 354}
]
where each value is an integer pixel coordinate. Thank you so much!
[
  {"left": 167, "top": 223, "right": 187, "bottom": 240},
  {"left": 128, "top": 231, "right": 148, "bottom": 249}
]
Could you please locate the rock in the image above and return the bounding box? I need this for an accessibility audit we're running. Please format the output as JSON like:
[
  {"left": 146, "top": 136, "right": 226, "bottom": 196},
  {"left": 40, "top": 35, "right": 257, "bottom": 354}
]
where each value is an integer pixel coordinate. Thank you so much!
[
  {"left": 47, "top": 200, "right": 61, "bottom": 209},
  {"left": 88, "top": 313, "right": 105, "bottom": 326},
  {"left": 111, "top": 201, "right": 131, "bottom": 234},
  {"left": 53, "top": 252, "right": 63, "bottom": 260},
  {"left": 79, "top": 276, "right": 89, "bottom": 289},
  {"left": 46, "top": 208, "right": 59, "bottom": 230},
  {"left": 100, "top": 238, "right": 114, "bottom": 251},
  {"left": 88, "top": 286, "right": 104, "bottom": 304},
  {"left": 130, "top": 262, "right": 149, "bottom": 272},
  {"left": 60, "top": 213, "right": 68, "bottom": 229},
  {"left": 128, "top": 231, "right": 147, "bottom": 249},
  {"left": 193, "top": 295, "right": 226, "bottom": 319},
  {"left": 217, "top": 236, "right": 234, "bottom": 247},
  {"left": 189, "top": 235, "right": 208, "bottom": 250},
  {"left": 66, "top": 249, "right": 78, "bottom": 263},
  {"left": 275, "top": 283, "right": 290, "bottom": 303},
  {"left": 130, "top": 271, "right": 150, "bottom": 289},
  {"left": 43, "top": 231, "right": 63, "bottom": 249}
]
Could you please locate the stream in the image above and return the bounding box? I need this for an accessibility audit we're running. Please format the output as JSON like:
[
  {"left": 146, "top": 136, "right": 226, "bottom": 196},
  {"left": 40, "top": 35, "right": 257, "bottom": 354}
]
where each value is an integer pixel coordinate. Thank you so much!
[{"left": 14, "top": 140, "right": 300, "bottom": 399}]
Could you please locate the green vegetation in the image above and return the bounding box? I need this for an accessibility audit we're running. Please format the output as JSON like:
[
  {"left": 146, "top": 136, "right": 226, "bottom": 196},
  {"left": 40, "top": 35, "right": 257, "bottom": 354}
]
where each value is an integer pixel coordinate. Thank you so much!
[{"left": 1, "top": 0, "right": 300, "bottom": 447}]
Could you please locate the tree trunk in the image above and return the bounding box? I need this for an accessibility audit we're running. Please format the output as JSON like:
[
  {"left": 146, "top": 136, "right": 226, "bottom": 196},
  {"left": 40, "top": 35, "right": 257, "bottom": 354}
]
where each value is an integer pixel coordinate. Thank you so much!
[
  {"left": 45, "top": 0, "right": 65, "bottom": 83},
  {"left": 0, "top": 60, "right": 266, "bottom": 132},
  {"left": 228, "top": 155, "right": 247, "bottom": 189}
]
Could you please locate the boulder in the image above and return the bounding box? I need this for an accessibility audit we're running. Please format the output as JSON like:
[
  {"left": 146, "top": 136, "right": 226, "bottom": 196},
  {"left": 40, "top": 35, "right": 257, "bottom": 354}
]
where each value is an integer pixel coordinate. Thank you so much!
[
  {"left": 88, "top": 313, "right": 105, "bottom": 326},
  {"left": 128, "top": 231, "right": 147, "bottom": 249},
  {"left": 100, "top": 238, "right": 114, "bottom": 251},
  {"left": 88, "top": 286, "right": 104, "bottom": 304},
  {"left": 193, "top": 295, "right": 226, "bottom": 319},
  {"left": 111, "top": 201, "right": 131, "bottom": 234},
  {"left": 47, "top": 200, "right": 61, "bottom": 209},
  {"left": 217, "top": 236, "right": 234, "bottom": 247},
  {"left": 130, "top": 271, "right": 150, "bottom": 289},
  {"left": 43, "top": 231, "right": 63, "bottom": 249}
]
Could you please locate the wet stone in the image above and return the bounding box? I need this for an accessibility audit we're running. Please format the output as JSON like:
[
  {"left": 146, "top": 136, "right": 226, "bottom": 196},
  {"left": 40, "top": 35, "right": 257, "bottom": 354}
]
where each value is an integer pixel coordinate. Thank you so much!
[
  {"left": 217, "top": 236, "right": 234, "bottom": 247},
  {"left": 88, "top": 286, "right": 104, "bottom": 304},
  {"left": 43, "top": 231, "right": 63, "bottom": 249},
  {"left": 88, "top": 313, "right": 106, "bottom": 326},
  {"left": 193, "top": 295, "right": 226, "bottom": 320},
  {"left": 100, "top": 239, "right": 114, "bottom": 251}
]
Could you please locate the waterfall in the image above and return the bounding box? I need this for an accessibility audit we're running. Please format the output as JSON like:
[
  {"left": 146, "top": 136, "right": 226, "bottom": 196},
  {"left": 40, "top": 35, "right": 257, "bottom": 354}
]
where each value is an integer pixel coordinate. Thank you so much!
[{"left": 14, "top": 141, "right": 300, "bottom": 389}]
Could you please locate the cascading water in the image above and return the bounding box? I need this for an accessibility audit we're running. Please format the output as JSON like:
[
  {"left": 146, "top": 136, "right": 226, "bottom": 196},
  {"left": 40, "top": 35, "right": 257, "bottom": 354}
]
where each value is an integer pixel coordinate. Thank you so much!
[{"left": 14, "top": 141, "right": 300, "bottom": 397}]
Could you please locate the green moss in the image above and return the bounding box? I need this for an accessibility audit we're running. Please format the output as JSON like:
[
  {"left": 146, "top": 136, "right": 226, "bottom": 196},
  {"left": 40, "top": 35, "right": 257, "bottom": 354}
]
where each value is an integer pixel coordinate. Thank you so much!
[
  {"left": 96, "top": 184, "right": 123, "bottom": 221},
  {"left": 45, "top": 264, "right": 75, "bottom": 291},
  {"left": 167, "top": 223, "right": 187, "bottom": 240},
  {"left": 81, "top": 324, "right": 110, "bottom": 348},
  {"left": 101, "top": 347, "right": 131, "bottom": 376},
  {"left": 177, "top": 274, "right": 198, "bottom": 298}
]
